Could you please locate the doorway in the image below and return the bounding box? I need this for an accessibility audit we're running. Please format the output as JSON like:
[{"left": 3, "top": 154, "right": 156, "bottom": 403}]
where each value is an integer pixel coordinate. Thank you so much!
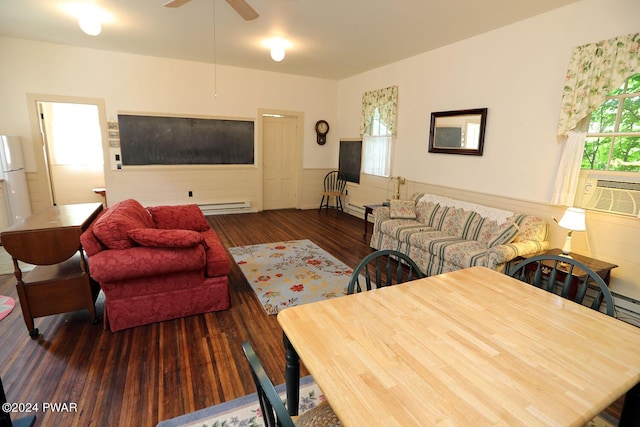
[
  {"left": 36, "top": 99, "right": 106, "bottom": 206},
  {"left": 261, "top": 112, "right": 302, "bottom": 210}
]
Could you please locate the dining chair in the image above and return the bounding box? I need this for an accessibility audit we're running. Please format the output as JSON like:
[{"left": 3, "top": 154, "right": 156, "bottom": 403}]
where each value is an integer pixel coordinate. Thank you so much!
[
  {"left": 241, "top": 341, "right": 342, "bottom": 427},
  {"left": 318, "top": 171, "right": 347, "bottom": 212},
  {"left": 508, "top": 254, "right": 616, "bottom": 316},
  {"left": 347, "top": 249, "right": 425, "bottom": 294}
]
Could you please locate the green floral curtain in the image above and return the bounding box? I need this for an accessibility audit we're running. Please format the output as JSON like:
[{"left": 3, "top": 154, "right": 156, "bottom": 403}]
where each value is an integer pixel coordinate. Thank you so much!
[
  {"left": 360, "top": 85, "right": 398, "bottom": 136},
  {"left": 557, "top": 33, "right": 640, "bottom": 136}
]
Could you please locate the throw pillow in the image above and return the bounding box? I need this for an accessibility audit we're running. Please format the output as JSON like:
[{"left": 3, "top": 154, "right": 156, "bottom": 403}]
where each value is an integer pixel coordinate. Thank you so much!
[
  {"left": 482, "top": 222, "right": 520, "bottom": 248},
  {"left": 128, "top": 228, "right": 204, "bottom": 248},
  {"left": 389, "top": 200, "right": 417, "bottom": 219},
  {"left": 92, "top": 199, "right": 155, "bottom": 250},
  {"left": 147, "top": 204, "right": 210, "bottom": 231}
]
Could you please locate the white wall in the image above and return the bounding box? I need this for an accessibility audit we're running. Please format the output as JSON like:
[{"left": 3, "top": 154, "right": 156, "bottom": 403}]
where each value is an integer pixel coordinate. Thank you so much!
[
  {"left": 338, "top": 0, "right": 640, "bottom": 201},
  {"left": 0, "top": 37, "right": 339, "bottom": 210},
  {"left": 337, "top": 0, "right": 640, "bottom": 299},
  {"left": 1, "top": 0, "right": 639, "bottom": 299}
]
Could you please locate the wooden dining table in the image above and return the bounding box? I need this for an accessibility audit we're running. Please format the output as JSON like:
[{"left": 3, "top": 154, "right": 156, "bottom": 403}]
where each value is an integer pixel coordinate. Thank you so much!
[{"left": 277, "top": 266, "right": 640, "bottom": 426}]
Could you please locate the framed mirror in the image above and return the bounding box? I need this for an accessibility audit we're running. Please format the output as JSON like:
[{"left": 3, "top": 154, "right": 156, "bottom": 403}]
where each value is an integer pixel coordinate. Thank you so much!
[{"left": 428, "top": 108, "right": 487, "bottom": 156}]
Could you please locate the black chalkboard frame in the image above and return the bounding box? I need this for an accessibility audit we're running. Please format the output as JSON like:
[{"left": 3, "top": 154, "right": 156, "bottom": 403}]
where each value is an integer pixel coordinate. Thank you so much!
[
  {"left": 117, "top": 113, "right": 256, "bottom": 166},
  {"left": 339, "top": 139, "right": 363, "bottom": 184}
]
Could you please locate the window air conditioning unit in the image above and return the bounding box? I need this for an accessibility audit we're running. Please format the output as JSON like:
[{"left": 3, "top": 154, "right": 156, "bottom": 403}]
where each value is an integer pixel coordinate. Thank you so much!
[{"left": 579, "top": 175, "right": 640, "bottom": 217}]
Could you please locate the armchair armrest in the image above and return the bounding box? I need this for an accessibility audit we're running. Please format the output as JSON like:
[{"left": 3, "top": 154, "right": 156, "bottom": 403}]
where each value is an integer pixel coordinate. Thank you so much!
[
  {"left": 373, "top": 206, "right": 391, "bottom": 220},
  {"left": 487, "top": 240, "right": 550, "bottom": 268},
  {"left": 88, "top": 245, "right": 206, "bottom": 283}
]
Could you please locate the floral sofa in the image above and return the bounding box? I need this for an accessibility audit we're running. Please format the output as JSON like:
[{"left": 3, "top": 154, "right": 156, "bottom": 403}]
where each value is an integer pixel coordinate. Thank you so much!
[
  {"left": 80, "top": 199, "right": 231, "bottom": 332},
  {"left": 370, "top": 193, "right": 549, "bottom": 276}
]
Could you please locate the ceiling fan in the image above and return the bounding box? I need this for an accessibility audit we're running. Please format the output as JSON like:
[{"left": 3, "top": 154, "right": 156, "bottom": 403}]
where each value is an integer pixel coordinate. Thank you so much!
[{"left": 163, "top": 0, "right": 259, "bottom": 21}]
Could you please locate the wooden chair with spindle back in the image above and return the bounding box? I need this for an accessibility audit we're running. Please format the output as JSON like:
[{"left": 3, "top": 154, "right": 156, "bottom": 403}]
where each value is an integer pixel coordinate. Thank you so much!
[
  {"left": 347, "top": 249, "right": 425, "bottom": 294},
  {"left": 241, "top": 341, "right": 342, "bottom": 427},
  {"left": 508, "top": 254, "right": 616, "bottom": 316}
]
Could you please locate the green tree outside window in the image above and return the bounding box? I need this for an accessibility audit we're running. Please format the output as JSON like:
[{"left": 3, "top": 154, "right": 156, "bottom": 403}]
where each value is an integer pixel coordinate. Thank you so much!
[{"left": 583, "top": 74, "right": 640, "bottom": 172}]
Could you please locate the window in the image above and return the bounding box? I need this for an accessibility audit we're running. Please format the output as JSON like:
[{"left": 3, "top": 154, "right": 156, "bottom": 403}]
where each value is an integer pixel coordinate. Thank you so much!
[
  {"left": 575, "top": 74, "right": 640, "bottom": 216},
  {"left": 583, "top": 74, "right": 640, "bottom": 172},
  {"left": 362, "top": 108, "right": 391, "bottom": 177},
  {"left": 360, "top": 85, "right": 398, "bottom": 178}
]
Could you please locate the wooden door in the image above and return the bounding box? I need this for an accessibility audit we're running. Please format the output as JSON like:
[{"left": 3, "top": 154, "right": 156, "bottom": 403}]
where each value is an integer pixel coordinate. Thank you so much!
[{"left": 263, "top": 115, "right": 298, "bottom": 210}]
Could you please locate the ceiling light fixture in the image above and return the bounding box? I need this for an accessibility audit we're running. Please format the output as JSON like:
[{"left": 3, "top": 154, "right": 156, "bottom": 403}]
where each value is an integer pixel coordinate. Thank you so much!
[
  {"left": 263, "top": 38, "right": 291, "bottom": 62},
  {"left": 270, "top": 46, "right": 285, "bottom": 62},
  {"left": 79, "top": 15, "right": 101, "bottom": 36},
  {"left": 61, "top": 3, "right": 111, "bottom": 36}
]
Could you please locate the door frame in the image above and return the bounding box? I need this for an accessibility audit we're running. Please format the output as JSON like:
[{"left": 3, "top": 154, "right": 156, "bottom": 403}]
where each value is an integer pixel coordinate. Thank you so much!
[
  {"left": 257, "top": 108, "right": 304, "bottom": 210},
  {"left": 26, "top": 93, "right": 108, "bottom": 208}
]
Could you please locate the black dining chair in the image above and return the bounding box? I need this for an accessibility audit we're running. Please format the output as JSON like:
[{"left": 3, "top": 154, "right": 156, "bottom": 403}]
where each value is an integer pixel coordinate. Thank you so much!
[
  {"left": 318, "top": 171, "right": 347, "bottom": 212},
  {"left": 508, "top": 254, "right": 616, "bottom": 316},
  {"left": 241, "top": 341, "right": 342, "bottom": 427},
  {"left": 347, "top": 249, "right": 425, "bottom": 294}
]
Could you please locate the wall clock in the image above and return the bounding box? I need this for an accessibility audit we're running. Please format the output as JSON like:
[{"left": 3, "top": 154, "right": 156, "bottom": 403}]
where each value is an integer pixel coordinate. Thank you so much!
[{"left": 315, "top": 120, "right": 329, "bottom": 145}]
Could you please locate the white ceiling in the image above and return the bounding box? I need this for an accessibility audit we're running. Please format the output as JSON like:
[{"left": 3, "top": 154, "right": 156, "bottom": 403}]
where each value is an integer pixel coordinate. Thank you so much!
[{"left": 0, "top": 0, "right": 580, "bottom": 80}]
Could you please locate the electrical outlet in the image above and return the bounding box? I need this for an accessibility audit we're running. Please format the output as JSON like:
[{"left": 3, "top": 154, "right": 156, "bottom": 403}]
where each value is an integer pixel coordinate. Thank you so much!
[{"left": 188, "top": 191, "right": 193, "bottom": 197}]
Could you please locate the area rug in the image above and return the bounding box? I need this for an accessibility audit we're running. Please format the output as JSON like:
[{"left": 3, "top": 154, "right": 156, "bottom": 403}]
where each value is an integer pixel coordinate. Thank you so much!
[
  {"left": 157, "top": 375, "right": 324, "bottom": 427},
  {"left": 0, "top": 295, "right": 15, "bottom": 321},
  {"left": 229, "top": 239, "right": 352, "bottom": 315},
  {"left": 0, "top": 246, "right": 35, "bottom": 275}
]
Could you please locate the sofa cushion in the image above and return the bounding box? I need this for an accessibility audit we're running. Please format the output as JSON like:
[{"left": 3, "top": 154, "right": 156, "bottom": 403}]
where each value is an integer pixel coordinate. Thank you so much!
[
  {"left": 128, "top": 228, "right": 204, "bottom": 248},
  {"left": 480, "top": 222, "right": 520, "bottom": 248},
  {"left": 428, "top": 204, "right": 452, "bottom": 229},
  {"left": 147, "top": 204, "right": 210, "bottom": 231},
  {"left": 510, "top": 214, "right": 550, "bottom": 242},
  {"left": 415, "top": 201, "right": 438, "bottom": 223},
  {"left": 445, "top": 208, "right": 483, "bottom": 239},
  {"left": 378, "top": 218, "right": 431, "bottom": 239},
  {"left": 408, "top": 232, "right": 490, "bottom": 269},
  {"left": 92, "top": 199, "right": 155, "bottom": 250},
  {"left": 389, "top": 200, "right": 416, "bottom": 219}
]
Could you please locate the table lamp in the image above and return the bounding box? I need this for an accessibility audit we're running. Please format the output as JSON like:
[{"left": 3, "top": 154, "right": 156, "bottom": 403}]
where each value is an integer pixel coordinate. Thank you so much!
[{"left": 557, "top": 207, "right": 586, "bottom": 256}]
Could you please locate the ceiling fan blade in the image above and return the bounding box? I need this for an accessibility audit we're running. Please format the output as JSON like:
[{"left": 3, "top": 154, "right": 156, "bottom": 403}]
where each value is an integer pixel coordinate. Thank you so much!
[
  {"left": 163, "top": 0, "right": 192, "bottom": 7},
  {"left": 225, "top": 0, "right": 259, "bottom": 21}
]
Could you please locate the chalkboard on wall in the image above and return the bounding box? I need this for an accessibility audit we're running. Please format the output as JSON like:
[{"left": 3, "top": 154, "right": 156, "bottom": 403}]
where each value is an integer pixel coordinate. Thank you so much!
[
  {"left": 118, "top": 114, "right": 255, "bottom": 165},
  {"left": 339, "top": 139, "right": 362, "bottom": 184}
]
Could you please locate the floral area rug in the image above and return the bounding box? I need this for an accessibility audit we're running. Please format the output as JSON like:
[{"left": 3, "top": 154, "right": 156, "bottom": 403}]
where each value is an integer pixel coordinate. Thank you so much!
[
  {"left": 229, "top": 239, "right": 352, "bottom": 315},
  {"left": 156, "top": 376, "right": 324, "bottom": 427}
]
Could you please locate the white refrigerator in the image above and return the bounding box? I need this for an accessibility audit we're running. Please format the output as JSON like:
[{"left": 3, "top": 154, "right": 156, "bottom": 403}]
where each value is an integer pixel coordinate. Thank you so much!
[{"left": 0, "top": 135, "right": 32, "bottom": 226}]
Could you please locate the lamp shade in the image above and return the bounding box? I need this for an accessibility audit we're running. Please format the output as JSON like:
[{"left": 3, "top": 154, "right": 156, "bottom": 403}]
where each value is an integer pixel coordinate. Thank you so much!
[{"left": 558, "top": 207, "right": 586, "bottom": 231}]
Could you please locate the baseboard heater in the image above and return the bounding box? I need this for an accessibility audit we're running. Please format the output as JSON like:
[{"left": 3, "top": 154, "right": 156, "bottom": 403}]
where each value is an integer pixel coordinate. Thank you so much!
[
  {"left": 347, "top": 203, "right": 366, "bottom": 218},
  {"left": 199, "top": 201, "right": 251, "bottom": 215}
]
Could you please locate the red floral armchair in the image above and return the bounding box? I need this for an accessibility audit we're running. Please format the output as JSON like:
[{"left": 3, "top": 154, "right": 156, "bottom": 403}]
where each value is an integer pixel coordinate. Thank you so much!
[{"left": 80, "top": 199, "right": 231, "bottom": 332}]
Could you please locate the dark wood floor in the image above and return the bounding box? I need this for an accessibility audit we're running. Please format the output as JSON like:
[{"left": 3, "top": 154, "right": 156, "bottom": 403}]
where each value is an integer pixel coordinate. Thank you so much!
[
  {"left": 0, "top": 208, "right": 623, "bottom": 426},
  {"left": 0, "top": 209, "right": 375, "bottom": 427}
]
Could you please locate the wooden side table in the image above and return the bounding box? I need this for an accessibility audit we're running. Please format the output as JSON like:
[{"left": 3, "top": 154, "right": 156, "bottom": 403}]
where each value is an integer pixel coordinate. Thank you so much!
[
  {"left": 519, "top": 248, "right": 618, "bottom": 300},
  {"left": 0, "top": 203, "right": 103, "bottom": 339},
  {"left": 363, "top": 204, "right": 384, "bottom": 239},
  {"left": 539, "top": 248, "right": 618, "bottom": 286}
]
